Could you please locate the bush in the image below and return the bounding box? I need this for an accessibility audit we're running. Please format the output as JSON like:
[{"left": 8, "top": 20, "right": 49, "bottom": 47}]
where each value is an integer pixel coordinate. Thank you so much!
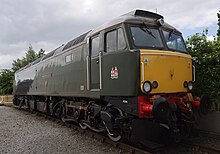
[{"left": 186, "top": 30, "right": 220, "bottom": 110}]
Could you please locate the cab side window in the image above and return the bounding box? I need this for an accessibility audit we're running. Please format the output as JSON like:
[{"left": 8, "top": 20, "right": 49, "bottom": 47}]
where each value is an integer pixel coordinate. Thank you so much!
[
  {"left": 118, "top": 28, "right": 126, "bottom": 50},
  {"left": 106, "top": 30, "right": 117, "bottom": 52},
  {"left": 91, "top": 36, "right": 100, "bottom": 57},
  {"left": 105, "top": 28, "right": 126, "bottom": 52}
]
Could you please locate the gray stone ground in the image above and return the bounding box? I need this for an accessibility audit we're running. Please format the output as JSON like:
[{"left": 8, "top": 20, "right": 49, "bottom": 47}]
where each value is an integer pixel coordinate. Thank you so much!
[
  {"left": 0, "top": 106, "right": 120, "bottom": 154},
  {"left": 196, "top": 111, "right": 220, "bottom": 134}
]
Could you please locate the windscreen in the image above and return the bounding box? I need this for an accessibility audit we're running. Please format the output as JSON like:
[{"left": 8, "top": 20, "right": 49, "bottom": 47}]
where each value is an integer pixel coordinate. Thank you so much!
[
  {"left": 130, "top": 26, "right": 164, "bottom": 49},
  {"left": 163, "top": 30, "right": 187, "bottom": 53}
]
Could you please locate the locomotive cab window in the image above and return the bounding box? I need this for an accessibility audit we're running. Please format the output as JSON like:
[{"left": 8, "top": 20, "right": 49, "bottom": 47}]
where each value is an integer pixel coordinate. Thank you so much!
[
  {"left": 130, "top": 25, "right": 164, "bottom": 49},
  {"left": 91, "top": 36, "right": 100, "bottom": 57},
  {"left": 105, "top": 28, "right": 126, "bottom": 52},
  {"left": 163, "top": 30, "right": 187, "bottom": 53},
  {"left": 118, "top": 28, "right": 126, "bottom": 50}
]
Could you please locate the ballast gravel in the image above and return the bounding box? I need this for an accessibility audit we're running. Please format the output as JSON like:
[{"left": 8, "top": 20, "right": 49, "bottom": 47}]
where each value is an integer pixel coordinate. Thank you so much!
[{"left": 0, "top": 106, "right": 120, "bottom": 154}]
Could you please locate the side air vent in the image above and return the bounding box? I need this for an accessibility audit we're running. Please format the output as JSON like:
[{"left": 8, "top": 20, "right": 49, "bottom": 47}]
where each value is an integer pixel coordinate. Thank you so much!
[
  {"left": 63, "top": 31, "right": 91, "bottom": 51},
  {"left": 53, "top": 44, "right": 65, "bottom": 55},
  {"left": 42, "top": 50, "right": 56, "bottom": 61},
  {"left": 31, "top": 58, "right": 41, "bottom": 65}
]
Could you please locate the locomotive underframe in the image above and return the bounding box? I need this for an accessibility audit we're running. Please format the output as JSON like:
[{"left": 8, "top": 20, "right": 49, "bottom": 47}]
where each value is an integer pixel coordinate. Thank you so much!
[{"left": 13, "top": 92, "right": 199, "bottom": 143}]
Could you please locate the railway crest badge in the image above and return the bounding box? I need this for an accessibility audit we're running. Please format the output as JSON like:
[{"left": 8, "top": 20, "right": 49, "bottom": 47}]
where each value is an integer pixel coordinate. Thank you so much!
[{"left": 111, "top": 67, "right": 119, "bottom": 79}]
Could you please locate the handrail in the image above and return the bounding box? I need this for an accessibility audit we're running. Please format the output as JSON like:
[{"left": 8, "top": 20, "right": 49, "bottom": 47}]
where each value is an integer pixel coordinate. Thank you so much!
[{"left": 86, "top": 56, "right": 90, "bottom": 90}]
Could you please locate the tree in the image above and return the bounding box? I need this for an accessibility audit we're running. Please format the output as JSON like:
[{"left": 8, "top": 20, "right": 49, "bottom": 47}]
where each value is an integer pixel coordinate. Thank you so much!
[
  {"left": 0, "top": 69, "right": 14, "bottom": 95},
  {"left": 12, "top": 45, "right": 45, "bottom": 72},
  {"left": 217, "top": 9, "right": 220, "bottom": 39},
  {"left": 0, "top": 45, "right": 45, "bottom": 95},
  {"left": 186, "top": 29, "right": 220, "bottom": 107}
]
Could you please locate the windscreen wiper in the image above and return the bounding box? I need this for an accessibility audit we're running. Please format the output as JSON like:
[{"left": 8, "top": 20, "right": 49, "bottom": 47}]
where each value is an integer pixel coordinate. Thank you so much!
[
  {"left": 169, "top": 29, "right": 175, "bottom": 39},
  {"left": 140, "top": 23, "right": 156, "bottom": 39}
]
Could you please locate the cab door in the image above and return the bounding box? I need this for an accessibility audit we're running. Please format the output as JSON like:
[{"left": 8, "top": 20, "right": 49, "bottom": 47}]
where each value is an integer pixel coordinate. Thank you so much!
[{"left": 90, "top": 35, "right": 101, "bottom": 90}]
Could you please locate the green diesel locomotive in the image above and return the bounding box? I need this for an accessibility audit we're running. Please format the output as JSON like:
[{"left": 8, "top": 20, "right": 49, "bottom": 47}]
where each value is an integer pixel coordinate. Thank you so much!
[{"left": 13, "top": 10, "right": 202, "bottom": 144}]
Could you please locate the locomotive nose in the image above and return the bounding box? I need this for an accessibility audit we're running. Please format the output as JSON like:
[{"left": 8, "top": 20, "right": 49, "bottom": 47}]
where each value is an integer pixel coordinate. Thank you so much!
[
  {"left": 140, "top": 50, "right": 193, "bottom": 94},
  {"left": 152, "top": 97, "right": 170, "bottom": 123}
]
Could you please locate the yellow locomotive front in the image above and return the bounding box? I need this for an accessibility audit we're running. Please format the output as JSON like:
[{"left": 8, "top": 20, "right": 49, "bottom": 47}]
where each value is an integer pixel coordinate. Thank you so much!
[{"left": 128, "top": 13, "right": 200, "bottom": 136}]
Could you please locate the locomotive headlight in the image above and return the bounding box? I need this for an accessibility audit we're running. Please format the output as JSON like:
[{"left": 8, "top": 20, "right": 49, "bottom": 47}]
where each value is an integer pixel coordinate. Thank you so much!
[
  {"left": 187, "top": 81, "right": 193, "bottom": 91},
  {"left": 143, "top": 81, "right": 152, "bottom": 93},
  {"left": 157, "top": 18, "right": 165, "bottom": 25}
]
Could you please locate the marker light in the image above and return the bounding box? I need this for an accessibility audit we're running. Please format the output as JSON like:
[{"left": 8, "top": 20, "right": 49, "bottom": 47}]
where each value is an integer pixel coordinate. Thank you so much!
[
  {"left": 143, "top": 81, "right": 152, "bottom": 93},
  {"left": 188, "top": 81, "right": 193, "bottom": 91},
  {"left": 184, "top": 81, "right": 188, "bottom": 88},
  {"left": 152, "top": 81, "right": 158, "bottom": 88}
]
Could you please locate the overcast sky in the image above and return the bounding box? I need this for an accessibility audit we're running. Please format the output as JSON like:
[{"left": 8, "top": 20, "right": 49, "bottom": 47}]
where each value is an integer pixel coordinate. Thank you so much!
[{"left": 0, "top": 0, "right": 219, "bottom": 69}]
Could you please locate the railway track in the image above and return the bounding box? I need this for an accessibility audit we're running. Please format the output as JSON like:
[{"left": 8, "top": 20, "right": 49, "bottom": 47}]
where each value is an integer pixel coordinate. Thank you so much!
[{"left": 13, "top": 106, "right": 152, "bottom": 154}]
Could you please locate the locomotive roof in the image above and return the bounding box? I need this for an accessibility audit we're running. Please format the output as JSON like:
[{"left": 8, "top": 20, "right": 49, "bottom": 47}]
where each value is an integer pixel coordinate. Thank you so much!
[
  {"left": 64, "top": 9, "right": 180, "bottom": 51},
  {"left": 90, "top": 9, "right": 181, "bottom": 35},
  {"left": 16, "top": 10, "right": 180, "bottom": 73}
]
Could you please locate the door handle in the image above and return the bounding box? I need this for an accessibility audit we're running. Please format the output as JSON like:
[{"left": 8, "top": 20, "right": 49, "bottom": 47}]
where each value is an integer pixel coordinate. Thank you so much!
[{"left": 96, "top": 59, "right": 99, "bottom": 64}]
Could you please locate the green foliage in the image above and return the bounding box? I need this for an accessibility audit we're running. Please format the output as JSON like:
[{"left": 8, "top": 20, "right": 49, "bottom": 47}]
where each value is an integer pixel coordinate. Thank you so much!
[
  {"left": 217, "top": 9, "right": 220, "bottom": 39},
  {"left": 12, "top": 46, "right": 45, "bottom": 72},
  {"left": 0, "top": 69, "right": 14, "bottom": 95},
  {"left": 186, "top": 30, "right": 220, "bottom": 107},
  {"left": 0, "top": 45, "right": 45, "bottom": 95}
]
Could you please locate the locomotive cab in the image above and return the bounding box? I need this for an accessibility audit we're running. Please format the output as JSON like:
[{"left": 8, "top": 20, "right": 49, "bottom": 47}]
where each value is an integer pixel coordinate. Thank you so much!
[
  {"left": 86, "top": 10, "right": 200, "bottom": 142},
  {"left": 121, "top": 12, "right": 200, "bottom": 142}
]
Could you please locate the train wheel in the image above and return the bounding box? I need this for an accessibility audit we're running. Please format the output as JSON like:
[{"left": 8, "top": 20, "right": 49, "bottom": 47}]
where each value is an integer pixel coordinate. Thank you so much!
[
  {"left": 13, "top": 96, "right": 19, "bottom": 106},
  {"left": 106, "top": 107, "right": 123, "bottom": 142},
  {"left": 78, "top": 109, "right": 87, "bottom": 129},
  {"left": 53, "top": 102, "right": 63, "bottom": 118},
  {"left": 18, "top": 97, "right": 25, "bottom": 108}
]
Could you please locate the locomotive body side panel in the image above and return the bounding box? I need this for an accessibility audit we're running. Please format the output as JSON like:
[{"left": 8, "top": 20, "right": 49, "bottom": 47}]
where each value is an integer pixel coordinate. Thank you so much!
[
  {"left": 101, "top": 51, "right": 139, "bottom": 96},
  {"left": 48, "top": 45, "right": 85, "bottom": 96},
  {"left": 100, "top": 25, "right": 139, "bottom": 97},
  {"left": 15, "top": 66, "right": 36, "bottom": 95},
  {"left": 15, "top": 44, "right": 86, "bottom": 97}
]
